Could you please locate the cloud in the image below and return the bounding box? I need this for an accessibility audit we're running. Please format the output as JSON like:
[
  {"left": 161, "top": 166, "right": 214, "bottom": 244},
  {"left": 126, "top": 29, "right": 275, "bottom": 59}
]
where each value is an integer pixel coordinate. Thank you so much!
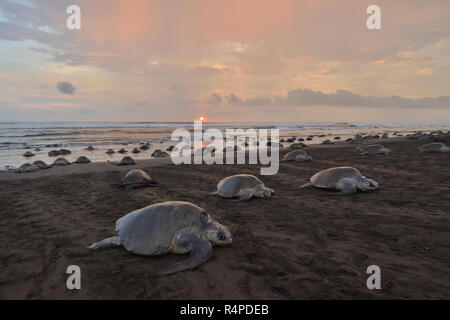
[
  {"left": 57, "top": 81, "right": 75, "bottom": 95},
  {"left": 208, "top": 89, "right": 450, "bottom": 109},
  {"left": 205, "top": 93, "right": 222, "bottom": 106}
]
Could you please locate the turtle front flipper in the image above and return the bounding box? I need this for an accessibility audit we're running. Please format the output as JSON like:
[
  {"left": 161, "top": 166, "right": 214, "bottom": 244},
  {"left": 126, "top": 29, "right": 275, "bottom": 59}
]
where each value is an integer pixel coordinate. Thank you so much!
[
  {"left": 158, "top": 232, "right": 213, "bottom": 275},
  {"left": 333, "top": 178, "right": 358, "bottom": 195}
]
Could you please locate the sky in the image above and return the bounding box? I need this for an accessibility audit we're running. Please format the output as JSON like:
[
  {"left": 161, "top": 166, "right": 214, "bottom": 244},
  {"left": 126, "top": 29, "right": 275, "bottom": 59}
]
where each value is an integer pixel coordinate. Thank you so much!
[{"left": 0, "top": 0, "right": 450, "bottom": 124}]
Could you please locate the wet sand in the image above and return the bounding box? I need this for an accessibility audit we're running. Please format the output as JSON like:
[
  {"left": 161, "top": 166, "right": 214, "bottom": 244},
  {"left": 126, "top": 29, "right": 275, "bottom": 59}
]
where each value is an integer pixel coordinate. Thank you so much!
[{"left": 0, "top": 137, "right": 449, "bottom": 299}]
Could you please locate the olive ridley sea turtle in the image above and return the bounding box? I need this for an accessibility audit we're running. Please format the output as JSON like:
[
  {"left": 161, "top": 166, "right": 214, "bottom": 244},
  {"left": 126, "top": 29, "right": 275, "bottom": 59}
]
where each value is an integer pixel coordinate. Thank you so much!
[
  {"left": 357, "top": 144, "right": 390, "bottom": 155},
  {"left": 418, "top": 143, "right": 449, "bottom": 153},
  {"left": 300, "top": 166, "right": 379, "bottom": 195},
  {"left": 87, "top": 201, "right": 232, "bottom": 275},
  {"left": 120, "top": 169, "right": 157, "bottom": 189},
  {"left": 282, "top": 150, "right": 312, "bottom": 162},
  {"left": 210, "top": 174, "right": 275, "bottom": 201}
]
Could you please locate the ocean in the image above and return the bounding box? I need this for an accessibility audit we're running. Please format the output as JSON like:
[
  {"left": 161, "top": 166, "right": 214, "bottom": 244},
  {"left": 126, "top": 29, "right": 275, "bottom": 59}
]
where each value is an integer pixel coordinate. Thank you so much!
[{"left": 1, "top": 122, "right": 448, "bottom": 170}]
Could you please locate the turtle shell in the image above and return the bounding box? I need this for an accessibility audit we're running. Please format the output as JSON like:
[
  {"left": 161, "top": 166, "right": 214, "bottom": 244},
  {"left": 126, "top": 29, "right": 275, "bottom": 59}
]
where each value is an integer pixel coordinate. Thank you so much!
[
  {"left": 115, "top": 201, "right": 210, "bottom": 255},
  {"left": 216, "top": 174, "right": 264, "bottom": 198},
  {"left": 359, "top": 144, "right": 385, "bottom": 154},
  {"left": 121, "top": 169, "right": 153, "bottom": 188},
  {"left": 32, "top": 160, "right": 50, "bottom": 169},
  {"left": 310, "top": 167, "right": 362, "bottom": 189},
  {"left": 53, "top": 158, "right": 71, "bottom": 166},
  {"left": 419, "top": 143, "right": 446, "bottom": 152},
  {"left": 75, "top": 156, "right": 91, "bottom": 164},
  {"left": 117, "top": 156, "right": 136, "bottom": 166},
  {"left": 16, "top": 163, "right": 39, "bottom": 173},
  {"left": 283, "top": 150, "right": 311, "bottom": 161}
]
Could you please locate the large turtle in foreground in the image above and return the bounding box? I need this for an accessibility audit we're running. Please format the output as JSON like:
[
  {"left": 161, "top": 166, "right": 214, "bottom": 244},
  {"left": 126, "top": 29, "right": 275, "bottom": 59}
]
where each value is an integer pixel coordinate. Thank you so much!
[
  {"left": 282, "top": 150, "right": 312, "bottom": 162},
  {"left": 357, "top": 144, "right": 390, "bottom": 155},
  {"left": 120, "top": 169, "right": 157, "bottom": 189},
  {"left": 418, "top": 143, "right": 449, "bottom": 153},
  {"left": 210, "top": 174, "right": 274, "bottom": 201},
  {"left": 87, "top": 201, "right": 232, "bottom": 275},
  {"left": 300, "top": 167, "right": 379, "bottom": 195}
]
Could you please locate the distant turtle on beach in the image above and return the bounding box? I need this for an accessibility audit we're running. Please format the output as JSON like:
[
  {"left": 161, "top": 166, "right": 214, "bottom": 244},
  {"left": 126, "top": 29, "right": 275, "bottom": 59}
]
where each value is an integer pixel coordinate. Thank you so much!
[
  {"left": 23, "top": 151, "right": 35, "bottom": 157},
  {"left": 300, "top": 167, "right": 379, "bottom": 195},
  {"left": 117, "top": 156, "right": 136, "bottom": 166},
  {"left": 74, "top": 156, "right": 91, "bottom": 164},
  {"left": 282, "top": 150, "right": 312, "bottom": 162},
  {"left": 140, "top": 143, "right": 151, "bottom": 150},
  {"left": 289, "top": 143, "right": 306, "bottom": 149},
  {"left": 106, "top": 149, "right": 115, "bottom": 155},
  {"left": 132, "top": 148, "right": 141, "bottom": 154},
  {"left": 15, "top": 163, "right": 39, "bottom": 173},
  {"left": 118, "top": 148, "right": 127, "bottom": 154},
  {"left": 120, "top": 169, "right": 157, "bottom": 189},
  {"left": 60, "top": 149, "right": 72, "bottom": 155},
  {"left": 152, "top": 150, "right": 169, "bottom": 158},
  {"left": 87, "top": 201, "right": 232, "bottom": 275},
  {"left": 86, "top": 146, "right": 95, "bottom": 151},
  {"left": 418, "top": 143, "right": 449, "bottom": 153},
  {"left": 357, "top": 144, "right": 390, "bottom": 156},
  {"left": 52, "top": 158, "right": 71, "bottom": 166},
  {"left": 210, "top": 174, "right": 275, "bottom": 201},
  {"left": 32, "top": 160, "right": 51, "bottom": 169}
]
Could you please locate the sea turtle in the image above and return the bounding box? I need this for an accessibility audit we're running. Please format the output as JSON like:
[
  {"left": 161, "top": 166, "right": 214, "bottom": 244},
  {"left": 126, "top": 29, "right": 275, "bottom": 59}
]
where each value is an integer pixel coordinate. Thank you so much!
[
  {"left": 321, "top": 139, "right": 334, "bottom": 145},
  {"left": 106, "top": 149, "right": 115, "bottom": 155},
  {"left": 282, "top": 150, "right": 312, "bottom": 162},
  {"left": 86, "top": 146, "right": 95, "bottom": 151},
  {"left": 60, "top": 149, "right": 72, "bottom": 155},
  {"left": 132, "top": 148, "right": 141, "bottom": 154},
  {"left": 152, "top": 150, "right": 169, "bottom": 158},
  {"left": 53, "top": 158, "right": 71, "bottom": 166},
  {"left": 74, "top": 156, "right": 91, "bottom": 164},
  {"left": 48, "top": 150, "right": 62, "bottom": 157},
  {"left": 357, "top": 144, "right": 390, "bottom": 155},
  {"left": 87, "top": 201, "right": 232, "bottom": 275},
  {"left": 15, "top": 163, "right": 39, "bottom": 173},
  {"left": 300, "top": 167, "right": 379, "bottom": 195},
  {"left": 140, "top": 143, "right": 151, "bottom": 150},
  {"left": 118, "top": 148, "right": 127, "bottom": 154},
  {"left": 289, "top": 143, "right": 306, "bottom": 149},
  {"left": 418, "top": 143, "right": 449, "bottom": 153},
  {"left": 117, "top": 156, "right": 136, "bottom": 166},
  {"left": 32, "top": 160, "right": 51, "bottom": 169},
  {"left": 210, "top": 174, "right": 275, "bottom": 201},
  {"left": 120, "top": 169, "right": 157, "bottom": 189},
  {"left": 23, "top": 151, "right": 35, "bottom": 157}
]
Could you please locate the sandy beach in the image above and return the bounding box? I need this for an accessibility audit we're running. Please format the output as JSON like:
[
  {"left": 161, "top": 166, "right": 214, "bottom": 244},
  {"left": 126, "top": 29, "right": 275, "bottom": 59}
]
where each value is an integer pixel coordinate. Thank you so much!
[{"left": 0, "top": 136, "right": 449, "bottom": 299}]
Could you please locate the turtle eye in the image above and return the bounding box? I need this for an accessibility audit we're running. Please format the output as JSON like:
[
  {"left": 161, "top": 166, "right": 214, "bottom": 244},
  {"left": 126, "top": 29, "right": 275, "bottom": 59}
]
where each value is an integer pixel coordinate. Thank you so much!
[{"left": 217, "top": 231, "right": 226, "bottom": 241}]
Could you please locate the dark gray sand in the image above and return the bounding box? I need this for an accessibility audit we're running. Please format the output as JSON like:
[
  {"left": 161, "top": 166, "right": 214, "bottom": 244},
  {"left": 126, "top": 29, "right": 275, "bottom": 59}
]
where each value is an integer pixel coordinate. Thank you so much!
[{"left": 0, "top": 137, "right": 449, "bottom": 299}]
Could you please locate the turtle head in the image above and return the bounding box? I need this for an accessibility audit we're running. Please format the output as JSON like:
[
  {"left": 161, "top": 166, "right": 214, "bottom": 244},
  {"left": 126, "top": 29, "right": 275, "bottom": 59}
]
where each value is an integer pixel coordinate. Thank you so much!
[
  {"left": 205, "top": 220, "right": 232, "bottom": 246},
  {"left": 360, "top": 178, "right": 379, "bottom": 191},
  {"left": 255, "top": 184, "right": 275, "bottom": 198}
]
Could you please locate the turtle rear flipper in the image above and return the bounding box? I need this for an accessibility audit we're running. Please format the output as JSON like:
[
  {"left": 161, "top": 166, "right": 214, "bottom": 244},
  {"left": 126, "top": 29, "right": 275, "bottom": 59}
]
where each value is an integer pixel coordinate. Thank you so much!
[
  {"left": 87, "top": 236, "right": 121, "bottom": 250},
  {"left": 158, "top": 234, "right": 213, "bottom": 275},
  {"left": 300, "top": 182, "right": 314, "bottom": 189}
]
